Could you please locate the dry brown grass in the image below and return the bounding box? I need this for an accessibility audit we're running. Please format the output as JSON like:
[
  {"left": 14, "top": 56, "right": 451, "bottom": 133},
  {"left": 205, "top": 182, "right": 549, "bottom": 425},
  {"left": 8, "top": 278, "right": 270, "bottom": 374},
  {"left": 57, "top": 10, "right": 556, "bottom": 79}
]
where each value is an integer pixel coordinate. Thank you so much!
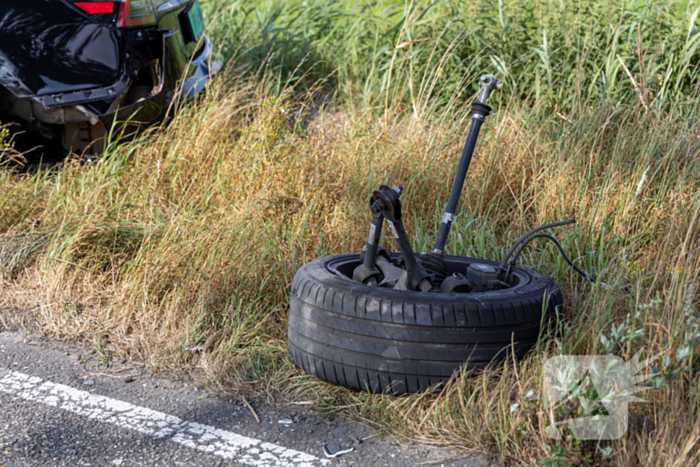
[{"left": 1, "top": 73, "right": 699, "bottom": 465}]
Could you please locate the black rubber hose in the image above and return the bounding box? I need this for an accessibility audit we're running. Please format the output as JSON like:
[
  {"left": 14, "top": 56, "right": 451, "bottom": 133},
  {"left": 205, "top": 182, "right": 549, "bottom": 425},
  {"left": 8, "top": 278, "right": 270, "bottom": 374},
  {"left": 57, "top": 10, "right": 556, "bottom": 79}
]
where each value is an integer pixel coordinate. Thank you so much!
[
  {"left": 498, "top": 219, "right": 576, "bottom": 274},
  {"left": 507, "top": 233, "right": 596, "bottom": 284}
]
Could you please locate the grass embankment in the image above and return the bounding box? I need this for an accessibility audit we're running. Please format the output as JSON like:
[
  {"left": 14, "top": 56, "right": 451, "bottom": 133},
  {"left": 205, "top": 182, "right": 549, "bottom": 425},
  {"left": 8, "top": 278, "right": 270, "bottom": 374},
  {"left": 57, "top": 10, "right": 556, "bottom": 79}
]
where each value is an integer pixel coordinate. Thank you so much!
[{"left": 2, "top": 0, "right": 700, "bottom": 465}]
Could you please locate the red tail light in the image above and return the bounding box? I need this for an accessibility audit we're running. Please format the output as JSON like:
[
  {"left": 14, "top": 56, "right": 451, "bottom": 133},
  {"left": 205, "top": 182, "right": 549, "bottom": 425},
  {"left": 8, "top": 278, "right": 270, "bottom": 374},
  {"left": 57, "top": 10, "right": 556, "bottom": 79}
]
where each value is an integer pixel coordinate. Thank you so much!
[
  {"left": 75, "top": 2, "right": 115, "bottom": 14},
  {"left": 117, "top": 0, "right": 156, "bottom": 28}
]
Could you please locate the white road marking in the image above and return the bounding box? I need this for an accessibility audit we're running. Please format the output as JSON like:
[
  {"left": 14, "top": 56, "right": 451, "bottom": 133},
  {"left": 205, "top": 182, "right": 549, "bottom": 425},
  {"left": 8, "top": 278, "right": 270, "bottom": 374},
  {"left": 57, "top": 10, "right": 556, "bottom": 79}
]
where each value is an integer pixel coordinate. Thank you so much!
[{"left": 0, "top": 370, "right": 328, "bottom": 467}]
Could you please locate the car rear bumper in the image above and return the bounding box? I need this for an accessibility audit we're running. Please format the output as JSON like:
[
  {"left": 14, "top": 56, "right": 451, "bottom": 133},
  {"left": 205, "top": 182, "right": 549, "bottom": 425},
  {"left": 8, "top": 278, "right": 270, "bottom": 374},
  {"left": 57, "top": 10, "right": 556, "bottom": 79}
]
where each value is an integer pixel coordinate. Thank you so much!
[
  {"left": 177, "top": 34, "right": 222, "bottom": 100},
  {"left": 40, "top": 31, "right": 220, "bottom": 119},
  {"left": 2, "top": 28, "right": 219, "bottom": 123},
  {"left": 0, "top": 0, "right": 218, "bottom": 158}
]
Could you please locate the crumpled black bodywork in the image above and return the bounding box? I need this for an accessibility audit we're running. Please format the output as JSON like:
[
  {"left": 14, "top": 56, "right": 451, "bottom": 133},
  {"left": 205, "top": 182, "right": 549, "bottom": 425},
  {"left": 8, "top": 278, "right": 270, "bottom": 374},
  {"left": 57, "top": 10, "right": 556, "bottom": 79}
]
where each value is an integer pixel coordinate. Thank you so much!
[
  {"left": 0, "top": 1, "right": 125, "bottom": 100},
  {"left": 0, "top": 0, "right": 218, "bottom": 159}
]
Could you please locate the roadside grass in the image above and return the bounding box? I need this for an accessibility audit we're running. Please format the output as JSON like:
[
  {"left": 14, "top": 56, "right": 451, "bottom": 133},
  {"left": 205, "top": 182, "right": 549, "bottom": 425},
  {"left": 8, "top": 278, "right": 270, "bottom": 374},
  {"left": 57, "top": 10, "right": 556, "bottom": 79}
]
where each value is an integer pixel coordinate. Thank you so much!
[
  {"left": 2, "top": 72, "right": 699, "bottom": 465},
  {"left": 1, "top": 0, "right": 700, "bottom": 465}
]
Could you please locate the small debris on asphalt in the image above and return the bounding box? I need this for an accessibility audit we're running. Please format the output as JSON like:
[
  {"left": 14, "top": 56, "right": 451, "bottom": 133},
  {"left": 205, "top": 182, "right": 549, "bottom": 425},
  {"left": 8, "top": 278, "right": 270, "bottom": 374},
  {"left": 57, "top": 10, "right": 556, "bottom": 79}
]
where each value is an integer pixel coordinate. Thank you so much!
[
  {"left": 123, "top": 376, "right": 134, "bottom": 383},
  {"left": 278, "top": 419, "right": 292, "bottom": 425},
  {"left": 83, "top": 380, "right": 95, "bottom": 385},
  {"left": 322, "top": 444, "right": 354, "bottom": 458},
  {"left": 242, "top": 396, "right": 261, "bottom": 423}
]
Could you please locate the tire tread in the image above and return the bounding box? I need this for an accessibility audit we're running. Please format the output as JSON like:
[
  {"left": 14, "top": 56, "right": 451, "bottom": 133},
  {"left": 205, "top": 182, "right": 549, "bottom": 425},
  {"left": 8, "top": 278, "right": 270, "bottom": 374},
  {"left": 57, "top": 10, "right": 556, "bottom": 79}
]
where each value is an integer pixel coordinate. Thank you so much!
[{"left": 288, "top": 254, "right": 561, "bottom": 394}]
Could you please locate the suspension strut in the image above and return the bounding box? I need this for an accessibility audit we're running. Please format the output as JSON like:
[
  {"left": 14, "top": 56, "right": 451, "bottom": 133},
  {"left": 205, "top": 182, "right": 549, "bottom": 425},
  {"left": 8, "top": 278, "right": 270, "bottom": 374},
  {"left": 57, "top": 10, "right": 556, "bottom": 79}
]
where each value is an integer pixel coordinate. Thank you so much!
[{"left": 421, "top": 75, "right": 502, "bottom": 280}]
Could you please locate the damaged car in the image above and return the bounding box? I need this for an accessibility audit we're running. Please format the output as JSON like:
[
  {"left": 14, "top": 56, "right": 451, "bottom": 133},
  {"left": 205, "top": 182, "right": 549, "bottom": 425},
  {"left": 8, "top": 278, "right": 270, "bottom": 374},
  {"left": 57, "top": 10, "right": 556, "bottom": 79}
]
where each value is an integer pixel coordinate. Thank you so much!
[{"left": 0, "top": 0, "right": 220, "bottom": 166}]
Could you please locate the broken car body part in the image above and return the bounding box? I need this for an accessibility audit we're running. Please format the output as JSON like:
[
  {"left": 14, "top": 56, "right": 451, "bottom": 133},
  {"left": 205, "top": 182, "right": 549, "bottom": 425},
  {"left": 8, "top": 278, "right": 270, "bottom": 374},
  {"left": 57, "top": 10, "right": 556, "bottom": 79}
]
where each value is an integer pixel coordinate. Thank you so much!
[
  {"left": 367, "top": 185, "right": 432, "bottom": 292},
  {"left": 0, "top": 0, "right": 220, "bottom": 163},
  {"left": 352, "top": 209, "right": 385, "bottom": 286},
  {"left": 439, "top": 273, "right": 474, "bottom": 294},
  {"left": 322, "top": 444, "right": 354, "bottom": 459}
]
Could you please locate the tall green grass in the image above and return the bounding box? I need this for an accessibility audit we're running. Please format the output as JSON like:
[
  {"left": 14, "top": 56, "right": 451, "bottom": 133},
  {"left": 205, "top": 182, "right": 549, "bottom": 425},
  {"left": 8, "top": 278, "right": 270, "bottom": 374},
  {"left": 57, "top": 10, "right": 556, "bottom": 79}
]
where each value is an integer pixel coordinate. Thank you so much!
[{"left": 205, "top": 0, "right": 700, "bottom": 113}]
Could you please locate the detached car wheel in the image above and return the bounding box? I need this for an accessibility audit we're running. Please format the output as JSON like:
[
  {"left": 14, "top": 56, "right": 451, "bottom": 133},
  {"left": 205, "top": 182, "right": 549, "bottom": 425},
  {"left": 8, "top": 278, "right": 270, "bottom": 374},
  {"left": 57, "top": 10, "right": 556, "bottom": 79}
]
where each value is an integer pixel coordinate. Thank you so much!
[{"left": 288, "top": 253, "right": 561, "bottom": 394}]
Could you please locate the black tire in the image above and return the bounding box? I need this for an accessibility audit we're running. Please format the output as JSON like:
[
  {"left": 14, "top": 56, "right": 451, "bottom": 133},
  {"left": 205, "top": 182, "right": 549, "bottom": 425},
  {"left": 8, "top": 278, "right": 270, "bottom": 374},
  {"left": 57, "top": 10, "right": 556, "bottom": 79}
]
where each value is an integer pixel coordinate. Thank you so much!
[{"left": 288, "top": 253, "right": 562, "bottom": 394}]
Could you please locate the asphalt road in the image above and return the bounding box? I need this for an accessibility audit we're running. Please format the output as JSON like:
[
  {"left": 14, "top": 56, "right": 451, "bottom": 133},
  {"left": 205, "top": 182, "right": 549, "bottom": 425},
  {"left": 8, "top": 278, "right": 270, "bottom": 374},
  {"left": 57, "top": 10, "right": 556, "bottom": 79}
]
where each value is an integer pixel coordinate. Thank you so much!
[{"left": 0, "top": 332, "right": 495, "bottom": 467}]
